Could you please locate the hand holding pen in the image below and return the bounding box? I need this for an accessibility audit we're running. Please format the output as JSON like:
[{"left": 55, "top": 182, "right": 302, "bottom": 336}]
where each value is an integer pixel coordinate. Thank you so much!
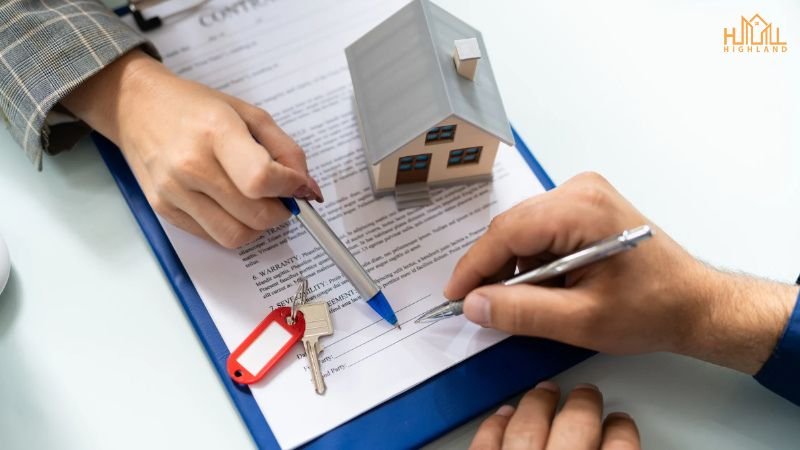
[
  {"left": 417, "top": 225, "right": 653, "bottom": 322},
  {"left": 438, "top": 172, "right": 799, "bottom": 379},
  {"left": 436, "top": 173, "right": 739, "bottom": 366},
  {"left": 63, "top": 49, "right": 323, "bottom": 250}
]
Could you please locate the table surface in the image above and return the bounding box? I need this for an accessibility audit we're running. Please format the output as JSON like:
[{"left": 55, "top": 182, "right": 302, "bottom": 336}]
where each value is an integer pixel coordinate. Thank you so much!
[{"left": 2, "top": 1, "right": 799, "bottom": 449}]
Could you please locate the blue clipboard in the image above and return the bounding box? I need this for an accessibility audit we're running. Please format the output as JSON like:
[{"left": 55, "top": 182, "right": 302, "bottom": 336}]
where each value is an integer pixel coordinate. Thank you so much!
[{"left": 92, "top": 127, "right": 593, "bottom": 449}]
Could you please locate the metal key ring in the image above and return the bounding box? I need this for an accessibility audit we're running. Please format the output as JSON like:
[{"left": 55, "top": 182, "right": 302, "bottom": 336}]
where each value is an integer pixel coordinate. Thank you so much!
[{"left": 288, "top": 277, "right": 309, "bottom": 325}]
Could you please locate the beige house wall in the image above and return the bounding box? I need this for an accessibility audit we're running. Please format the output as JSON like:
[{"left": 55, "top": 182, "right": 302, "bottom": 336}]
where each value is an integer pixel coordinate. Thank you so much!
[{"left": 372, "top": 115, "right": 501, "bottom": 192}]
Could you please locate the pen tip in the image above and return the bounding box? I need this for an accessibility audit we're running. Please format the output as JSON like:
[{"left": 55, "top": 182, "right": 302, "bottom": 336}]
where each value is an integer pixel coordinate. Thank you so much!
[{"left": 395, "top": 323, "right": 401, "bottom": 330}]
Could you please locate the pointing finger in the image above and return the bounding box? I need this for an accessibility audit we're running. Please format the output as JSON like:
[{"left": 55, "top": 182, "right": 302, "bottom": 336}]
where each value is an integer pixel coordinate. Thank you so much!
[
  {"left": 444, "top": 195, "right": 585, "bottom": 300},
  {"left": 214, "top": 120, "right": 310, "bottom": 200},
  {"left": 228, "top": 98, "right": 323, "bottom": 201}
]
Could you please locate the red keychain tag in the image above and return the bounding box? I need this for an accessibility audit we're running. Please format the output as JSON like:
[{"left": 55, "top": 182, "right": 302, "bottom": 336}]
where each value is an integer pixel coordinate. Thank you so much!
[{"left": 227, "top": 306, "right": 305, "bottom": 384}]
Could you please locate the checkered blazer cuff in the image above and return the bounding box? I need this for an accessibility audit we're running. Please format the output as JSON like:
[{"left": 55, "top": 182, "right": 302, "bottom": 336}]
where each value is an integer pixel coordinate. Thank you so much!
[{"left": 0, "top": 1, "right": 159, "bottom": 170}]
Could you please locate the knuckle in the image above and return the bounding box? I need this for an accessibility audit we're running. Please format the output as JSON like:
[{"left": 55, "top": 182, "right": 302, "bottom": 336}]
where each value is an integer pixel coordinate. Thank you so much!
[
  {"left": 575, "top": 170, "right": 610, "bottom": 186},
  {"left": 487, "top": 212, "right": 508, "bottom": 234},
  {"left": 218, "top": 238, "right": 240, "bottom": 250},
  {"left": 193, "top": 112, "right": 221, "bottom": 141},
  {"left": 251, "top": 204, "right": 281, "bottom": 230},
  {"left": 148, "top": 196, "right": 171, "bottom": 217},
  {"left": 506, "top": 296, "right": 531, "bottom": 334},
  {"left": 241, "top": 163, "right": 273, "bottom": 199},
  {"left": 153, "top": 174, "right": 180, "bottom": 199},
  {"left": 170, "top": 151, "right": 204, "bottom": 180},
  {"left": 251, "top": 108, "right": 275, "bottom": 128},
  {"left": 218, "top": 227, "right": 239, "bottom": 249},
  {"left": 570, "top": 172, "right": 613, "bottom": 206},
  {"left": 506, "top": 431, "right": 538, "bottom": 446},
  {"left": 477, "top": 416, "right": 504, "bottom": 433},
  {"left": 280, "top": 143, "right": 307, "bottom": 168},
  {"left": 198, "top": 108, "right": 228, "bottom": 130},
  {"left": 250, "top": 208, "right": 271, "bottom": 230},
  {"left": 565, "top": 409, "right": 602, "bottom": 431},
  {"left": 576, "top": 184, "right": 610, "bottom": 208},
  {"left": 219, "top": 224, "right": 257, "bottom": 249}
]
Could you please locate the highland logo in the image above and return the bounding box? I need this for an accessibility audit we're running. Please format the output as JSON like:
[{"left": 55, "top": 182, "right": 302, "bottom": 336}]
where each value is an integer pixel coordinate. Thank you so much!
[{"left": 723, "top": 14, "right": 788, "bottom": 53}]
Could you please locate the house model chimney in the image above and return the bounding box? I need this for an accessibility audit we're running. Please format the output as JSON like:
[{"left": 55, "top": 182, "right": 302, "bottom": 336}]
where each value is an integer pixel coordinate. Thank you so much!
[{"left": 453, "top": 38, "right": 481, "bottom": 80}]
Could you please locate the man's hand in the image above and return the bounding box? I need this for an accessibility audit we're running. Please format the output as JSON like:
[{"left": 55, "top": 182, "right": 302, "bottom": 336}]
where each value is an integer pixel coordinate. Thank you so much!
[
  {"left": 470, "top": 382, "right": 639, "bottom": 450},
  {"left": 63, "top": 50, "right": 322, "bottom": 248},
  {"left": 445, "top": 172, "right": 799, "bottom": 374}
]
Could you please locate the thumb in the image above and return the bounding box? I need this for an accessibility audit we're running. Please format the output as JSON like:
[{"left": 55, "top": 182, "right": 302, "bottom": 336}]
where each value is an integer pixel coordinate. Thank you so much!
[{"left": 463, "top": 284, "right": 588, "bottom": 340}]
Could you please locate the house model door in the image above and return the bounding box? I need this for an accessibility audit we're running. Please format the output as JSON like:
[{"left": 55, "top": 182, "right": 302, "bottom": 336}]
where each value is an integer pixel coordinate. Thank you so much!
[{"left": 395, "top": 153, "right": 432, "bottom": 185}]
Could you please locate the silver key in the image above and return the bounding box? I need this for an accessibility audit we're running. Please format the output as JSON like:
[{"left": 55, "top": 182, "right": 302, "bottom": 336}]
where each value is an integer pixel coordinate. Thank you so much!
[{"left": 299, "top": 302, "right": 333, "bottom": 395}]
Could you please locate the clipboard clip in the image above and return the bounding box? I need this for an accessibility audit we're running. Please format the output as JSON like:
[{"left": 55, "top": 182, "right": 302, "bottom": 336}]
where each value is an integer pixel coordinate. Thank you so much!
[
  {"left": 127, "top": 0, "right": 208, "bottom": 31},
  {"left": 128, "top": 2, "right": 160, "bottom": 31}
]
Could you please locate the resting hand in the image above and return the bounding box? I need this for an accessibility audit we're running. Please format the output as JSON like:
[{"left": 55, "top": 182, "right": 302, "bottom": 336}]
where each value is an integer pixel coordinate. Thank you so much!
[
  {"left": 470, "top": 382, "right": 639, "bottom": 450},
  {"left": 445, "top": 172, "right": 798, "bottom": 373},
  {"left": 63, "top": 50, "right": 322, "bottom": 248}
]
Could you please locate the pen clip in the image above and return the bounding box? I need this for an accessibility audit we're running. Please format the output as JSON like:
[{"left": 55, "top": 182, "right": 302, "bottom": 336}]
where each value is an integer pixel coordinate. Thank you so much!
[{"left": 619, "top": 225, "right": 653, "bottom": 246}]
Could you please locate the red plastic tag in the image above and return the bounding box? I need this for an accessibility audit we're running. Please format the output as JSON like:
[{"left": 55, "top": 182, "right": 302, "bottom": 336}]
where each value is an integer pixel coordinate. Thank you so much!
[{"left": 227, "top": 307, "right": 305, "bottom": 384}]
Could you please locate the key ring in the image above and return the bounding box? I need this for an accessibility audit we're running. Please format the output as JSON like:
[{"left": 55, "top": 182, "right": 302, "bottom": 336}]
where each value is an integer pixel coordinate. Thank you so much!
[{"left": 287, "top": 277, "right": 309, "bottom": 325}]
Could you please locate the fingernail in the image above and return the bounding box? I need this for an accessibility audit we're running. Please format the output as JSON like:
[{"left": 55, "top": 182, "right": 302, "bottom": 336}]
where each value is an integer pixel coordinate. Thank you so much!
[
  {"left": 535, "top": 380, "right": 559, "bottom": 392},
  {"left": 607, "top": 412, "right": 631, "bottom": 420},
  {"left": 463, "top": 292, "right": 490, "bottom": 326},
  {"left": 495, "top": 405, "right": 515, "bottom": 417},
  {"left": 308, "top": 177, "right": 324, "bottom": 202},
  {"left": 574, "top": 383, "right": 599, "bottom": 391},
  {"left": 292, "top": 186, "right": 313, "bottom": 199}
]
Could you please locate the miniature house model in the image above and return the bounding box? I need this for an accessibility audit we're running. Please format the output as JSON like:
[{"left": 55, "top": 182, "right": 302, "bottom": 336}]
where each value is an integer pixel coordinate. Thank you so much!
[{"left": 345, "top": 0, "right": 513, "bottom": 209}]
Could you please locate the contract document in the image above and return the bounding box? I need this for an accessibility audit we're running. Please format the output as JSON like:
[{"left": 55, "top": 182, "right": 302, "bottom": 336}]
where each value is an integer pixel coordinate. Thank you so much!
[{"left": 130, "top": 0, "right": 548, "bottom": 447}]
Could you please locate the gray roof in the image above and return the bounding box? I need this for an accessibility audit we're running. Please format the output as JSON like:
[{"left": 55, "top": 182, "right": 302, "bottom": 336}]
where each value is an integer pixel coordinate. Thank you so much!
[{"left": 345, "top": 0, "right": 513, "bottom": 165}]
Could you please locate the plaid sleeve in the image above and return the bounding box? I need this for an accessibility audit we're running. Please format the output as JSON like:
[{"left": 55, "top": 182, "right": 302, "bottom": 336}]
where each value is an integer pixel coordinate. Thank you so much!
[{"left": 0, "top": 0, "right": 159, "bottom": 170}]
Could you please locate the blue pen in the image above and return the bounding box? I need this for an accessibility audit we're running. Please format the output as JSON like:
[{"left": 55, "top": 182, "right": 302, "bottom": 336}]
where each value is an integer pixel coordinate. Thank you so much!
[{"left": 279, "top": 197, "right": 400, "bottom": 328}]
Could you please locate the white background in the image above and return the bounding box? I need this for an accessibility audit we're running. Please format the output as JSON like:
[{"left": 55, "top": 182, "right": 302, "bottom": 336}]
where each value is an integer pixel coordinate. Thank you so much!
[{"left": 1, "top": 1, "right": 799, "bottom": 449}]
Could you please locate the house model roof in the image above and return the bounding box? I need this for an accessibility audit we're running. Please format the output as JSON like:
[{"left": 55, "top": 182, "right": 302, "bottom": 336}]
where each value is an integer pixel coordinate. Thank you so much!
[{"left": 345, "top": 0, "right": 513, "bottom": 165}]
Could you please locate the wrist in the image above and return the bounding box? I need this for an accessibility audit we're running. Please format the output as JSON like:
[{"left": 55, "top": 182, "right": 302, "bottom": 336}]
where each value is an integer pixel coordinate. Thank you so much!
[
  {"left": 679, "top": 267, "right": 797, "bottom": 374},
  {"left": 61, "top": 49, "right": 167, "bottom": 144}
]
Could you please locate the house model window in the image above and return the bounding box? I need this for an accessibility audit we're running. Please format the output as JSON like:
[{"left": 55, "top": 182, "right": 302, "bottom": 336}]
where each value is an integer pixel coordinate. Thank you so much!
[
  {"left": 425, "top": 125, "right": 456, "bottom": 144},
  {"left": 399, "top": 154, "right": 430, "bottom": 171},
  {"left": 448, "top": 147, "right": 482, "bottom": 166}
]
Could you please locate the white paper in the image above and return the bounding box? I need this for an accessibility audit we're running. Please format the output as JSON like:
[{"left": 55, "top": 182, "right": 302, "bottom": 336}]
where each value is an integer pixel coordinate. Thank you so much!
[{"left": 130, "top": 1, "right": 548, "bottom": 447}]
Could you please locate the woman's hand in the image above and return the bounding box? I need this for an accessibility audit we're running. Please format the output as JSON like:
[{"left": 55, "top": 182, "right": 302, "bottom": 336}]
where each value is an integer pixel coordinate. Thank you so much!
[
  {"left": 470, "top": 382, "right": 639, "bottom": 450},
  {"left": 63, "top": 50, "right": 322, "bottom": 248}
]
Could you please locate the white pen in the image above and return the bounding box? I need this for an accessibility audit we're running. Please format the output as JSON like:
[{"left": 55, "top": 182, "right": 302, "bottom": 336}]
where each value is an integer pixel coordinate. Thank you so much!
[{"left": 415, "top": 225, "right": 654, "bottom": 323}]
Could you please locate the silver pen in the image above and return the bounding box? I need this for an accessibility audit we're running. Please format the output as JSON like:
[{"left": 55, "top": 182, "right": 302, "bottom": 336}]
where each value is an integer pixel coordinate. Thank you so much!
[{"left": 415, "top": 225, "right": 654, "bottom": 323}]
